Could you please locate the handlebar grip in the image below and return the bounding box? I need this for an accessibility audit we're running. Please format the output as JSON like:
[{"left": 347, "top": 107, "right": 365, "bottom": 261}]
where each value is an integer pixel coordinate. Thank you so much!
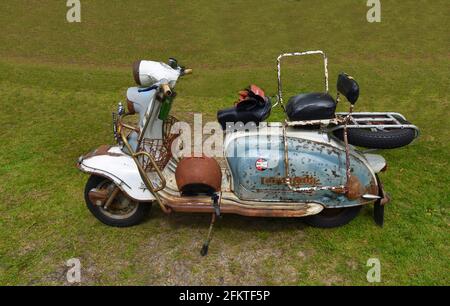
[
  {"left": 183, "top": 68, "right": 193, "bottom": 75},
  {"left": 161, "top": 83, "right": 172, "bottom": 96}
]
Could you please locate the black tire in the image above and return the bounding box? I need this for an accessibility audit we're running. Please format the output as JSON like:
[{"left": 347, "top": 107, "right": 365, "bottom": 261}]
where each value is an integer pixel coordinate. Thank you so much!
[
  {"left": 84, "top": 175, "right": 151, "bottom": 227},
  {"left": 334, "top": 128, "right": 416, "bottom": 149},
  {"left": 303, "top": 206, "right": 362, "bottom": 228},
  {"left": 333, "top": 116, "right": 416, "bottom": 149}
]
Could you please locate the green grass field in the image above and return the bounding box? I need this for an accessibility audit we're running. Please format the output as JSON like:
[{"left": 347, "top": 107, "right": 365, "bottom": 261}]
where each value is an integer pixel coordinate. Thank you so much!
[{"left": 0, "top": 0, "right": 448, "bottom": 285}]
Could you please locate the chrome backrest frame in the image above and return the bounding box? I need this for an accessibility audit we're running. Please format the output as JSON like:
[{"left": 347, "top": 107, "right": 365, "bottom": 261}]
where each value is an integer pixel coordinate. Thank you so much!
[{"left": 274, "top": 50, "right": 329, "bottom": 109}]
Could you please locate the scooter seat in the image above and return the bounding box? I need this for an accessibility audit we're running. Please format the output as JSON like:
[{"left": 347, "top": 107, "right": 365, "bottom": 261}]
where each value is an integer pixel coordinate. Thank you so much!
[
  {"left": 217, "top": 97, "right": 271, "bottom": 130},
  {"left": 285, "top": 92, "right": 336, "bottom": 121},
  {"left": 217, "top": 84, "right": 272, "bottom": 130}
]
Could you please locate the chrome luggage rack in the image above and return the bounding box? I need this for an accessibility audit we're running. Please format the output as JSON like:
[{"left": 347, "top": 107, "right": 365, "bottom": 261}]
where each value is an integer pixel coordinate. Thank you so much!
[{"left": 328, "top": 112, "right": 420, "bottom": 137}]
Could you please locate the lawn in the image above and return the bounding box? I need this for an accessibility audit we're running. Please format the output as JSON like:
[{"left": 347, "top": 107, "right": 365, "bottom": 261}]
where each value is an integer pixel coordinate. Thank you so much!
[{"left": 0, "top": 0, "right": 448, "bottom": 285}]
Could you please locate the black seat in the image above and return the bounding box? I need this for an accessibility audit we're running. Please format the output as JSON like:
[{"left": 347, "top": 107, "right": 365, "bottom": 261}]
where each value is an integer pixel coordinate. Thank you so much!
[
  {"left": 217, "top": 97, "right": 271, "bottom": 130},
  {"left": 285, "top": 92, "right": 336, "bottom": 121}
]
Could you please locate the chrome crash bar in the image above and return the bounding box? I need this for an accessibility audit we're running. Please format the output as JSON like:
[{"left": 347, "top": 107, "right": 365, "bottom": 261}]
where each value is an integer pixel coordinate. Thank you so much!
[{"left": 118, "top": 113, "right": 170, "bottom": 213}]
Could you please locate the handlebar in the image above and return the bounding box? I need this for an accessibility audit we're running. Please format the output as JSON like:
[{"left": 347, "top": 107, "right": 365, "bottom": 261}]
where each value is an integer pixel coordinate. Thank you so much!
[
  {"left": 161, "top": 83, "right": 172, "bottom": 96},
  {"left": 160, "top": 65, "right": 192, "bottom": 97}
]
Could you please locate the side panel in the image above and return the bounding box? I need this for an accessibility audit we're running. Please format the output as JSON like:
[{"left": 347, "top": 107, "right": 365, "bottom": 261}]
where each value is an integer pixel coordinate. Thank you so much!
[{"left": 226, "top": 134, "right": 377, "bottom": 207}]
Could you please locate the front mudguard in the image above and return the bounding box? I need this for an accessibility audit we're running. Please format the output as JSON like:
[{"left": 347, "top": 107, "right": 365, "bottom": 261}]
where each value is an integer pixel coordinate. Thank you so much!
[{"left": 76, "top": 145, "right": 156, "bottom": 202}]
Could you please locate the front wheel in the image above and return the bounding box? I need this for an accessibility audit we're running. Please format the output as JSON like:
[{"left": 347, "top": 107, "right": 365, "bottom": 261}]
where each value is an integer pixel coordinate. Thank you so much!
[
  {"left": 303, "top": 206, "right": 362, "bottom": 228},
  {"left": 84, "top": 175, "right": 151, "bottom": 227}
]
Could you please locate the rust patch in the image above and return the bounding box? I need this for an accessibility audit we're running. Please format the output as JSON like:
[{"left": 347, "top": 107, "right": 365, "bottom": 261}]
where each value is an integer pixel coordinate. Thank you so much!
[
  {"left": 377, "top": 177, "right": 391, "bottom": 206},
  {"left": 345, "top": 175, "right": 364, "bottom": 200},
  {"left": 94, "top": 145, "right": 112, "bottom": 155},
  {"left": 365, "top": 178, "right": 379, "bottom": 196},
  {"left": 127, "top": 99, "right": 136, "bottom": 114},
  {"left": 381, "top": 193, "right": 391, "bottom": 205}
]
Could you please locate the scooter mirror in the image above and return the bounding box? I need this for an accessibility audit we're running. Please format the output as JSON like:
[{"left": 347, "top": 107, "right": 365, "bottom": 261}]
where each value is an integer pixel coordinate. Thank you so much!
[
  {"left": 168, "top": 58, "right": 178, "bottom": 69},
  {"left": 337, "top": 72, "right": 359, "bottom": 104}
]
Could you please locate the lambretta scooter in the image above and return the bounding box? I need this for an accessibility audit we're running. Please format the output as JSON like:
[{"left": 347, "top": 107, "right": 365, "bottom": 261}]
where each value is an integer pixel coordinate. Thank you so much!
[{"left": 77, "top": 51, "right": 419, "bottom": 254}]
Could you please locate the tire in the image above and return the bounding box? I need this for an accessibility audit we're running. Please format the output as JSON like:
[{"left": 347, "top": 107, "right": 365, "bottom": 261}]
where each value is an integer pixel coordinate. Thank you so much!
[
  {"left": 333, "top": 116, "right": 416, "bottom": 149},
  {"left": 84, "top": 175, "right": 151, "bottom": 227},
  {"left": 303, "top": 206, "right": 362, "bottom": 228},
  {"left": 334, "top": 128, "right": 416, "bottom": 149}
]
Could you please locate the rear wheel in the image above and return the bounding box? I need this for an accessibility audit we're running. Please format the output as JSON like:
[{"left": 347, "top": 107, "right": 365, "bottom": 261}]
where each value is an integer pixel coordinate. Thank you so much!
[
  {"left": 303, "top": 206, "right": 362, "bottom": 228},
  {"left": 84, "top": 175, "right": 151, "bottom": 227}
]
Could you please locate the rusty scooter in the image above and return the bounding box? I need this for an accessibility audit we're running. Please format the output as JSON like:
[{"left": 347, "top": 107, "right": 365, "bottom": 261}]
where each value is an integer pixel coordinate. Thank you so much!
[{"left": 77, "top": 52, "right": 419, "bottom": 254}]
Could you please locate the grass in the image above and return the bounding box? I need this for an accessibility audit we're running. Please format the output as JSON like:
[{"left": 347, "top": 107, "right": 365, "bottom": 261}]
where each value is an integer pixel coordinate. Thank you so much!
[{"left": 0, "top": 0, "right": 449, "bottom": 285}]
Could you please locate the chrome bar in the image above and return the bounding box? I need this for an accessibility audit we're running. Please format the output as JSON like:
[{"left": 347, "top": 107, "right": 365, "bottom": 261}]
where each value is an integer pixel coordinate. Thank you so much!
[
  {"left": 275, "top": 50, "right": 328, "bottom": 109},
  {"left": 336, "top": 112, "right": 408, "bottom": 120},
  {"left": 353, "top": 118, "right": 397, "bottom": 122}
]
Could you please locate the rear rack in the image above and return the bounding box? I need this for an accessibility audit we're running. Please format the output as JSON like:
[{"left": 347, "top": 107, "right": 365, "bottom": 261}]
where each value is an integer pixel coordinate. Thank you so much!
[{"left": 329, "top": 112, "right": 420, "bottom": 137}]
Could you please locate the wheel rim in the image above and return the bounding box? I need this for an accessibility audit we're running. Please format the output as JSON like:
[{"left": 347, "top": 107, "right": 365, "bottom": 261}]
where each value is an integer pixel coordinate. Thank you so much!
[{"left": 95, "top": 180, "right": 139, "bottom": 220}]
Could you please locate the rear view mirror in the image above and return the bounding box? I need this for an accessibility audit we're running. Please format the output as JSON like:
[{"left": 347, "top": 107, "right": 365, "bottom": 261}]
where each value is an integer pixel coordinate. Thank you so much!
[
  {"left": 168, "top": 58, "right": 178, "bottom": 69},
  {"left": 337, "top": 73, "right": 359, "bottom": 104}
]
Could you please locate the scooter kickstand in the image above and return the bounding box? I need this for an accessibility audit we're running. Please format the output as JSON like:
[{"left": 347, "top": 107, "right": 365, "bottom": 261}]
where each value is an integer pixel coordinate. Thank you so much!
[{"left": 200, "top": 193, "right": 221, "bottom": 256}]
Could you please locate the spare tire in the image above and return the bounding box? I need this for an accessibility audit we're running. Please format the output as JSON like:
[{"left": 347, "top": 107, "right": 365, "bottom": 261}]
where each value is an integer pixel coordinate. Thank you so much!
[{"left": 333, "top": 117, "right": 417, "bottom": 149}]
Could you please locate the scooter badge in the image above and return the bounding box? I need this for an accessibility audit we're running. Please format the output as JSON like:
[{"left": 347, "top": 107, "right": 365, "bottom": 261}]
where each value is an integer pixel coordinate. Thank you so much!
[{"left": 255, "top": 158, "right": 268, "bottom": 171}]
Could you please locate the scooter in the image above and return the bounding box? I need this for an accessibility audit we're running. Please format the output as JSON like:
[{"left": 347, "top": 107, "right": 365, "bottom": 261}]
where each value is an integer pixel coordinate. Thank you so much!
[{"left": 77, "top": 51, "right": 419, "bottom": 253}]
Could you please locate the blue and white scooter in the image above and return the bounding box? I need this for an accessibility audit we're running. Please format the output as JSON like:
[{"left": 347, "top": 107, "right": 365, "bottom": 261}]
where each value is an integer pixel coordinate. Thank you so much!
[{"left": 77, "top": 52, "right": 419, "bottom": 253}]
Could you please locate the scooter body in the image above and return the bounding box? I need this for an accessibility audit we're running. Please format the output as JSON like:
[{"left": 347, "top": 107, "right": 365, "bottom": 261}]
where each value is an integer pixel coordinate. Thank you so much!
[
  {"left": 77, "top": 52, "right": 418, "bottom": 229},
  {"left": 224, "top": 126, "right": 378, "bottom": 207}
]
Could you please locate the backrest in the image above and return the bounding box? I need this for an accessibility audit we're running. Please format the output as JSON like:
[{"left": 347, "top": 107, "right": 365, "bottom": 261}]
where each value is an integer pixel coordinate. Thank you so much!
[{"left": 337, "top": 73, "right": 359, "bottom": 104}]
